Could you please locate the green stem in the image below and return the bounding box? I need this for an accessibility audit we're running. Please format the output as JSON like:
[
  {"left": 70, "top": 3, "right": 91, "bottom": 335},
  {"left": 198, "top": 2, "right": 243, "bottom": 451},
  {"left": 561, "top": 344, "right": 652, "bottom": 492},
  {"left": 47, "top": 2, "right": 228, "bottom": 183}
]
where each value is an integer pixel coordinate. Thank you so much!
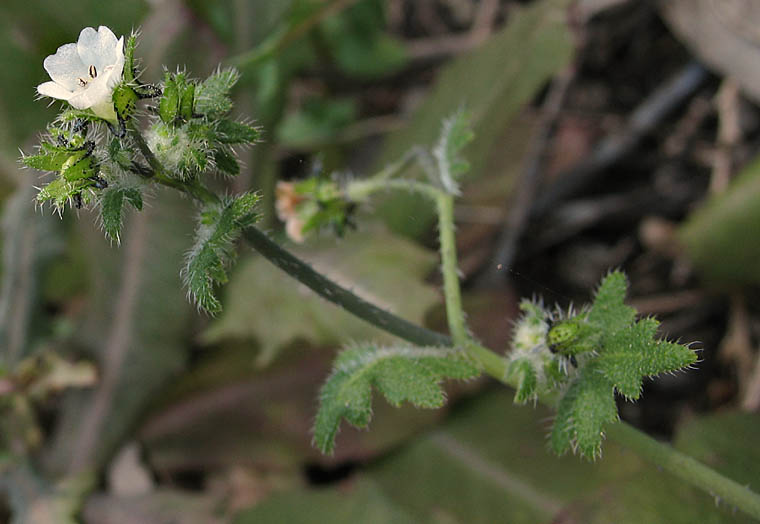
[
  {"left": 247, "top": 227, "right": 760, "bottom": 519},
  {"left": 606, "top": 422, "right": 760, "bottom": 518},
  {"left": 127, "top": 126, "right": 760, "bottom": 520},
  {"left": 435, "top": 192, "right": 469, "bottom": 346},
  {"left": 347, "top": 178, "right": 439, "bottom": 202},
  {"left": 242, "top": 227, "right": 449, "bottom": 347}
]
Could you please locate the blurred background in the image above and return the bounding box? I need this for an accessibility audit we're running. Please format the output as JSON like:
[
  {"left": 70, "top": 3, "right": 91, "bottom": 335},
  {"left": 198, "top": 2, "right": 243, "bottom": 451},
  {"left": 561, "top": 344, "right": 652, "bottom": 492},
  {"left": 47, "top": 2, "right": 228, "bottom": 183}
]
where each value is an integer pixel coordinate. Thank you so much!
[{"left": 1, "top": 0, "right": 760, "bottom": 522}]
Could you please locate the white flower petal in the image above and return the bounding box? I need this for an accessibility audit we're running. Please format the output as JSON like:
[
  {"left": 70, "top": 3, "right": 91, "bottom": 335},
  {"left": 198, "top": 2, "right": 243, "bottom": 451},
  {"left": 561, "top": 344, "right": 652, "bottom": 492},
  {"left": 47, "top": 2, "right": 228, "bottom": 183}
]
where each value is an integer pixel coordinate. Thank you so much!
[
  {"left": 43, "top": 43, "right": 88, "bottom": 91},
  {"left": 37, "top": 81, "right": 75, "bottom": 101},
  {"left": 68, "top": 75, "right": 117, "bottom": 122},
  {"left": 107, "top": 37, "right": 125, "bottom": 87},
  {"left": 68, "top": 76, "right": 111, "bottom": 110},
  {"left": 77, "top": 26, "right": 119, "bottom": 73}
]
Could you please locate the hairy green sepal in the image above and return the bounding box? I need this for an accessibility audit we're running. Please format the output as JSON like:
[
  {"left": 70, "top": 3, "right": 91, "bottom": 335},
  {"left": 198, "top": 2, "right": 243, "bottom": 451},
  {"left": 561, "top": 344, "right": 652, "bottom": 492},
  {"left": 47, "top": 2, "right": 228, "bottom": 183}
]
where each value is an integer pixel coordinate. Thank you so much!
[{"left": 100, "top": 188, "right": 143, "bottom": 243}]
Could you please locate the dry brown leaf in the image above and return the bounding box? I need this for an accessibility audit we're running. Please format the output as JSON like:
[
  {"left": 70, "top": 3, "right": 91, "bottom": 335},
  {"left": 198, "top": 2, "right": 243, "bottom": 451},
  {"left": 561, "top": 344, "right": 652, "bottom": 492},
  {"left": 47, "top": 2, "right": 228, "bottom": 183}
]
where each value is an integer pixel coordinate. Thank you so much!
[{"left": 660, "top": 0, "right": 760, "bottom": 103}]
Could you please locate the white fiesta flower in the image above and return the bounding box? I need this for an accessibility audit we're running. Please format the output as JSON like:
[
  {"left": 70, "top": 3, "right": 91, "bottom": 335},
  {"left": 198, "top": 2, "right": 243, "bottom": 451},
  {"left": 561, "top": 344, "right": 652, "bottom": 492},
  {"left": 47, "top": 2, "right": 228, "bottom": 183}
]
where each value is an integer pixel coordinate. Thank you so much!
[{"left": 37, "top": 26, "right": 125, "bottom": 122}]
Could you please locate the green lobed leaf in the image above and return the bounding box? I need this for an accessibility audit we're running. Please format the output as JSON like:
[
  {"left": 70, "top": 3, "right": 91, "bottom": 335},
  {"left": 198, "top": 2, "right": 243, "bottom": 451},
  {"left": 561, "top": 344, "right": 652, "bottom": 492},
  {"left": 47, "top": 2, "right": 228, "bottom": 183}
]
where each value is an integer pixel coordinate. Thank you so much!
[
  {"left": 194, "top": 67, "right": 239, "bottom": 117},
  {"left": 61, "top": 153, "right": 96, "bottom": 181},
  {"left": 183, "top": 192, "right": 260, "bottom": 314},
  {"left": 36, "top": 177, "right": 92, "bottom": 209},
  {"left": 550, "top": 363, "right": 618, "bottom": 459},
  {"left": 24, "top": 140, "right": 84, "bottom": 172},
  {"left": 586, "top": 271, "right": 636, "bottom": 333},
  {"left": 23, "top": 152, "right": 69, "bottom": 171},
  {"left": 432, "top": 110, "right": 474, "bottom": 195},
  {"left": 596, "top": 318, "right": 697, "bottom": 400},
  {"left": 314, "top": 345, "right": 479, "bottom": 454}
]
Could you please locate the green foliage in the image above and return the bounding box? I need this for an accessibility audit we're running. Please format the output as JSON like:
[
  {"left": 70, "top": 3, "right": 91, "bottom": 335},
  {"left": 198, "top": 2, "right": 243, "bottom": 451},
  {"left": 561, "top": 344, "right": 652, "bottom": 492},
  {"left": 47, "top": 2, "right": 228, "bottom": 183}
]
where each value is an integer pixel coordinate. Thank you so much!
[
  {"left": 278, "top": 97, "right": 356, "bottom": 147},
  {"left": 100, "top": 187, "right": 143, "bottom": 243},
  {"left": 680, "top": 153, "right": 760, "bottom": 285},
  {"left": 148, "top": 68, "right": 253, "bottom": 180},
  {"left": 319, "top": 0, "right": 407, "bottom": 79},
  {"left": 212, "top": 147, "right": 240, "bottom": 176},
  {"left": 547, "top": 271, "right": 697, "bottom": 459},
  {"left": 213, "top": 119, "right": 261, "bottom": 145},
  {"left": 159, "top": 72, "right": 195, "bottom": 124},
  {"left": 23, "top": 131, "right": 104, "bottom": 209},
  {"left": 22, "top": 145, "right": 70, "bottom": 171},
  {"left": 550, "top": 363, "right": 618, "bottom": 458},
  {"left": 432, "top": 110, "right": 474, "bottom": 195},
  {"left": 183, "top": 192, "right": 261, "bottom": 314},
  {"left": 313, "top": 344, "right": 479, "bottom": 454},
  {"left": 112, "top": 83, "right": 138, "bottom": 124},
  {"left": 194, "top": 67, "right": 239, "bottom": 118}
]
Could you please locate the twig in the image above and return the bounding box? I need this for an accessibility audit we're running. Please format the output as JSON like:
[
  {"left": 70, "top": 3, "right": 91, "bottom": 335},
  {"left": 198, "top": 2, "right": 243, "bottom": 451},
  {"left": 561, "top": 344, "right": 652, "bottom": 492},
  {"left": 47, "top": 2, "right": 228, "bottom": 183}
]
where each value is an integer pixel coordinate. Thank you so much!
[
  {"left": 124, "top": 123, "right": 760, "bottom": 520},
  {"left": 531, "top": 61, "right": 708, "bottom": 217}
]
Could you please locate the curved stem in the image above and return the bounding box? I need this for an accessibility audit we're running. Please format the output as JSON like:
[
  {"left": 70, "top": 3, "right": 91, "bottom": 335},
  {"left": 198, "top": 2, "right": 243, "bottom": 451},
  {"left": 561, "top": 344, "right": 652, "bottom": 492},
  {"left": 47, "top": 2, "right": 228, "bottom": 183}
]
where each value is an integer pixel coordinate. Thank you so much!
[{"left": 242, "top": 227, "right": 449, "bottom": 348}]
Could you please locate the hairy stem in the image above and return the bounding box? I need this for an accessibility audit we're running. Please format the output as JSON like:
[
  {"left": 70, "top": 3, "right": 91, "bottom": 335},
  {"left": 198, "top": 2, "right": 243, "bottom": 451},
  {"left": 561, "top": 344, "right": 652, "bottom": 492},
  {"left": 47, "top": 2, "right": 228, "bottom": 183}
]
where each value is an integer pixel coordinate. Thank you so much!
[
  {"left": 435, "top": 192, "right": 469, "bottom": 346},
  {"left": 346, "top": 177, "right": 439, "bottom": 202},
  {"left": 606, "top": 422, "right": 760, "bottom": 518},
  {"left": 242, "top": 227, "right": 449, "bottom": 347}
]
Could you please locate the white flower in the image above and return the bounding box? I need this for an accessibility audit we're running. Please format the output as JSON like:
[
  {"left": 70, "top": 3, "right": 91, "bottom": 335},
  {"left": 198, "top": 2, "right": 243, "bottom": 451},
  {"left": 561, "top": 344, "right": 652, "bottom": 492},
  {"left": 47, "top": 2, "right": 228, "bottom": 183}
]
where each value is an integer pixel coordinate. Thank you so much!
[{"left": 37, "top": 26, "right": 125, "bottom": 123}]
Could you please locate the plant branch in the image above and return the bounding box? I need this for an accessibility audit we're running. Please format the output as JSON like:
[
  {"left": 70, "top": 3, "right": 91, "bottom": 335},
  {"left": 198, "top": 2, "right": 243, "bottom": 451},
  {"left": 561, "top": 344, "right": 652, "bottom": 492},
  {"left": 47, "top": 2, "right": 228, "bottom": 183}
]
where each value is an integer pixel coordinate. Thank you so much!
[
  {"left": 435, "top": 192, "right": 469, "bottom": 346},
  {"left": 242, "top": 226, "right": 449, "bottom": 347},
  {"left": 248, "top": 229, "right": 760, "bottom": 518},
  {"left": 128, "top": 125, "right": 760, "bottom": 520}
]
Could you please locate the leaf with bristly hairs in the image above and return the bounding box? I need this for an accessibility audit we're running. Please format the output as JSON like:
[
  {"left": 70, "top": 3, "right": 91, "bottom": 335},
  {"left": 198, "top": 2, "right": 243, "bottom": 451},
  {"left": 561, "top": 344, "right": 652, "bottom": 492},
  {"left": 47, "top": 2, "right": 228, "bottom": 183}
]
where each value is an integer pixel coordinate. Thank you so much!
[
  {"left": 314, "top": 344, "right": 479, "bottom": 454},
  {"left": 182, "top": 192, "right": 260, "bottom": 314}
]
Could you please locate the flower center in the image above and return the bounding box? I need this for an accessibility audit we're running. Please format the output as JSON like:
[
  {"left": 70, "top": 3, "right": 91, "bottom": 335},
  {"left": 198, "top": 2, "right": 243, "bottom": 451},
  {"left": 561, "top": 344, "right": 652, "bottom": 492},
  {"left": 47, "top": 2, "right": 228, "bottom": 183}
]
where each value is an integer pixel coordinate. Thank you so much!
[{"left": 77, "top": 65, "right": 98, "bottom": 88}]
